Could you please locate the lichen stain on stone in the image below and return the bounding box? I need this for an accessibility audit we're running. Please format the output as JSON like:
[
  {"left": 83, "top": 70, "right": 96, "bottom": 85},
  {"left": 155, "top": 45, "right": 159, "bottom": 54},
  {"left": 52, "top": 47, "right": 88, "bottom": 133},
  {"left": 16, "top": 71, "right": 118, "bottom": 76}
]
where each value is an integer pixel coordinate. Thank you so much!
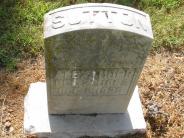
[{"left": 45, "top": 29, "right": 151, "bottom": 73}]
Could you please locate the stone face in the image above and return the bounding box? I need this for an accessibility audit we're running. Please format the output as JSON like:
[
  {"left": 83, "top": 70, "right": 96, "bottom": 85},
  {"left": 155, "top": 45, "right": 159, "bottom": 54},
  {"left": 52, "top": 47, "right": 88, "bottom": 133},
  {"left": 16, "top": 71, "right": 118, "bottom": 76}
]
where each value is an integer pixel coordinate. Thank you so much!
[
  {"left": 44, "top": 3, "right": 153, "bottom": 114},
  {"left": 24, "top": 82, "right": 146, "bottom": 138}
]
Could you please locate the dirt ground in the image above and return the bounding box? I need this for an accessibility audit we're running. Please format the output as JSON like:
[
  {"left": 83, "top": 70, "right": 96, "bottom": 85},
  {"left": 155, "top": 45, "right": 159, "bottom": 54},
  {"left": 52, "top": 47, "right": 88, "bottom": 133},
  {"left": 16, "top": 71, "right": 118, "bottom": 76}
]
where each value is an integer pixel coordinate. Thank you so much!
[{"left": 0, "top": 50, "right": 183, "bottom": 138}]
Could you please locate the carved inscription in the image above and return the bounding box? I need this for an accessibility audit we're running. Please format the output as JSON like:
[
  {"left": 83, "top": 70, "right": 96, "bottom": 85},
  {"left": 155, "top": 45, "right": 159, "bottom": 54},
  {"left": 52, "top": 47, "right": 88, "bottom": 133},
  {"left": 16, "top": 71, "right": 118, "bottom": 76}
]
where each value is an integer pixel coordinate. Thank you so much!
[
  {"left": 51, "top": 7, "right": 147, "bottom": 32},
  {"left": 49, "top": 68, "right": 136, "bottom": 96},
  {"left": 52, "top": 14, "right": 65, "bottom": 29}
]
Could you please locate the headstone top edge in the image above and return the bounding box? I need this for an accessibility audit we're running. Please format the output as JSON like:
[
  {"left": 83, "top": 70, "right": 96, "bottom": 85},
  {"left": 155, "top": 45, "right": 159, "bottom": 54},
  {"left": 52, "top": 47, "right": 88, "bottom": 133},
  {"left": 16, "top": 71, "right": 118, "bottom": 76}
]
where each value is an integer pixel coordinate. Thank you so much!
[
  {"left": 45, "top": 3, "right": 148, "bottom": 17},
  {"left": 44, "top": 3, "right": 153, "bottom": 39}
]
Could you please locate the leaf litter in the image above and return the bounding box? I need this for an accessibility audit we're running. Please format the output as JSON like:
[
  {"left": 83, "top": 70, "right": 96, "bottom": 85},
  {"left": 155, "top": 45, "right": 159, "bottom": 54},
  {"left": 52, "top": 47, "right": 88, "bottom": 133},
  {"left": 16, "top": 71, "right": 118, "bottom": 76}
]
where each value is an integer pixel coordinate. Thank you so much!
[{"left": 0, "top": 50, "right": 183, "bottom": 138}]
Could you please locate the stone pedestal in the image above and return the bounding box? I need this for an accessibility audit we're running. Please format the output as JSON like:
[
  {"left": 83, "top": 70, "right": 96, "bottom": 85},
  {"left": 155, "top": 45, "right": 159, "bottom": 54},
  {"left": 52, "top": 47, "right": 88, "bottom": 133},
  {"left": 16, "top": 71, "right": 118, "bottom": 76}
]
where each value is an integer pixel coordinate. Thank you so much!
[{"left": 24, "top": 82, "right": 146, "bottom": 138}]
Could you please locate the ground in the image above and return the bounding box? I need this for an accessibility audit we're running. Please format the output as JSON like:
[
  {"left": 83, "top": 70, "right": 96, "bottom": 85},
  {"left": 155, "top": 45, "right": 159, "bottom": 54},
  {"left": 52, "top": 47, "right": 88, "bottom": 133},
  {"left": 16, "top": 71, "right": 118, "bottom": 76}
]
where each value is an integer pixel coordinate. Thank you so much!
[{"left": 0, "top": 50, "right": 183, "bottom": 138}]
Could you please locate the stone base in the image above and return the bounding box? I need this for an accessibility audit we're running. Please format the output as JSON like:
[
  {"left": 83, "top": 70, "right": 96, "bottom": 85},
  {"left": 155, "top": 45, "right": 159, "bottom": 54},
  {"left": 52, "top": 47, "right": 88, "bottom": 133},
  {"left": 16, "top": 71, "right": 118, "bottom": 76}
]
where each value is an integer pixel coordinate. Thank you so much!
[{"left": 24, "top": 82, "right": 146, "bottom": 138}]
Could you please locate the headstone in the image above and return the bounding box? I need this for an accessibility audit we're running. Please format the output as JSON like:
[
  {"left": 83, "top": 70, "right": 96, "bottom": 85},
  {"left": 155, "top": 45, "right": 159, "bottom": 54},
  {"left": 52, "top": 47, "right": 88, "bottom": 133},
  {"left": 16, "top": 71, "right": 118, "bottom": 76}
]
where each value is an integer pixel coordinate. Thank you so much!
[
  {"left": 44, "top": 3, "right": 153, "bottom": 114},
  {"left": 24, "top": 3, "right": 153, "bottom": 137}
]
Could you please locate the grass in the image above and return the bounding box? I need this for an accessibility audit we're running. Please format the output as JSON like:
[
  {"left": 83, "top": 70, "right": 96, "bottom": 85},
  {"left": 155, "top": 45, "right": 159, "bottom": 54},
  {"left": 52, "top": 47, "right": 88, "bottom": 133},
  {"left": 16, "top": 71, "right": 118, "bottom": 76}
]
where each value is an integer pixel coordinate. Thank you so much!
[
  {"left": 0, "top": 0, "right": 184, "bottom": 69},
  {"left": 140, "top": 0, "right": 184, "bottom": 50},
  {"left": 0, "top": 0, "right": 64, "bottom": 69}
]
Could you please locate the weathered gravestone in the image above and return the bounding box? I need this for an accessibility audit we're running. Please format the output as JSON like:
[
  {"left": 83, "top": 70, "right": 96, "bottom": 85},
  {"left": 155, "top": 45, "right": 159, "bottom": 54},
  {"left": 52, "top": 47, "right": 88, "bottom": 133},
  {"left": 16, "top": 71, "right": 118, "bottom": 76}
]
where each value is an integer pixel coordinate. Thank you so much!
[
  {"left": 44, "top": 3, "right": 153, "bottom": 114},
  {"left": 24, "top": 3, "right": 153, "bottom": 137}
]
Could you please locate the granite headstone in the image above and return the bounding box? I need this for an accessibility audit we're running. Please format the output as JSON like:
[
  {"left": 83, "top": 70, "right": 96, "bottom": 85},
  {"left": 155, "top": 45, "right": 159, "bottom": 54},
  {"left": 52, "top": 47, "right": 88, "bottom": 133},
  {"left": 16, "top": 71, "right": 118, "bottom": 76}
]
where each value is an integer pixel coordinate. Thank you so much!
[{"left": 44, "top": 3, "right": 153, "bottom": 114}]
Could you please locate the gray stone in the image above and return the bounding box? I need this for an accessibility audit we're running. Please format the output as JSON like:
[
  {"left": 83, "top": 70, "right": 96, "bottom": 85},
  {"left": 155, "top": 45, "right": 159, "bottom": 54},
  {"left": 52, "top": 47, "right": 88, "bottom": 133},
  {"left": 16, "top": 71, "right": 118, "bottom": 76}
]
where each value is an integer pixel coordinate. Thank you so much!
[
  {"left": 44, "top": 3, "right": 153, "bottom": 114},
  {"left": 24, "top": 82, "right": 146, "bottom": 138}
]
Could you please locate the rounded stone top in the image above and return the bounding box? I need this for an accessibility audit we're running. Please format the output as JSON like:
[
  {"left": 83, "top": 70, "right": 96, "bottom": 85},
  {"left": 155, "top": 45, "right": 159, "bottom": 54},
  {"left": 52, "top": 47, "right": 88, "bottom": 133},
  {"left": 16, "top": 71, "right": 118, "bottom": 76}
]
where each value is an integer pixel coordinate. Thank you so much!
[{"left": 44, "top": 3, "right": 153, "bottom": 39}]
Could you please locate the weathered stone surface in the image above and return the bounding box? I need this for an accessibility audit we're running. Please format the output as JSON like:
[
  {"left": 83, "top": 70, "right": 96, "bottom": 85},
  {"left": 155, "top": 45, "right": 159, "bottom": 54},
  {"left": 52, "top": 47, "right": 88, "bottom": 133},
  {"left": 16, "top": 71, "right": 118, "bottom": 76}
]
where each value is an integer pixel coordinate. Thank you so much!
[
  {"left": 24, "top": 82, "right": 146, "bottom": 138},
  {"left": 44, "top": 3, "right": 153, "bottom": 114}
]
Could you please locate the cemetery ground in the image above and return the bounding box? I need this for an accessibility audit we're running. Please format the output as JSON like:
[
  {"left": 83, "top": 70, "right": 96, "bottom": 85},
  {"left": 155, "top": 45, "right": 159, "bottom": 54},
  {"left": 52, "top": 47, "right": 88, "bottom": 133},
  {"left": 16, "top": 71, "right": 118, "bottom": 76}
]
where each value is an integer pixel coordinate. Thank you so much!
[{"left": 0, "top": 49, "right": 183, "bottom": 138}]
